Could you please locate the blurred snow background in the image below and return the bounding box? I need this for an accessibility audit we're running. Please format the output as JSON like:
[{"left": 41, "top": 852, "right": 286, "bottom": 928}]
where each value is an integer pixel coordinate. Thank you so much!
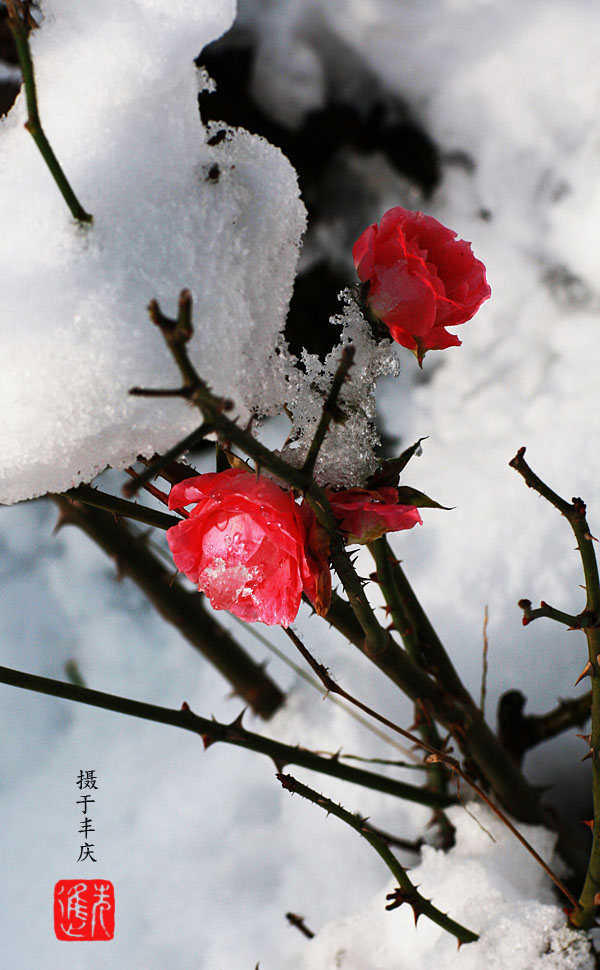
[{"left": 2, "top": 0, "right": 600, "bottom": 967}]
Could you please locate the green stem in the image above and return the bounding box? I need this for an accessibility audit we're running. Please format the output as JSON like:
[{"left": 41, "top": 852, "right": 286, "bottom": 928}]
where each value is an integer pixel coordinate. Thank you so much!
[
  {"left": 510, "top": 447, "right": 600, "bottom": 927},
  {"left": 7, "top": 2, "right": 92, "bottom": 223},
  {"left": 277, "top": 772, "right": 478, "bottom": 945},
  {"left": 370, "top": 537, "right": 454, "bottom": 845},
  {"left": 0, "top": 663, "right": 456, "bottom": 809},
  {"left": 370, "top": 537, "right": 472, "bottom": 701}
]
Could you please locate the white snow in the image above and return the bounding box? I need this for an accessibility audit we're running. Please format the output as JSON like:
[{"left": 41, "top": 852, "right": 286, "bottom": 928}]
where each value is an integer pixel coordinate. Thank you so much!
[
  {"left": 0, "top": 0, "right": 306, "bottom": 504},
  {"left": 3, "top": 0, "right": 600, "bottom": 968}
]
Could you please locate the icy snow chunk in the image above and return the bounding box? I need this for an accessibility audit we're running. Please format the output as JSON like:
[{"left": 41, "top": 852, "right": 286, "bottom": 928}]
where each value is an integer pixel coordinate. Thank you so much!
[
  {"left": 0, "top": 0, "right": 307, "bottom": 504},
  {"left": 283, "top": 290, "right": 399, "bottom": 487}
]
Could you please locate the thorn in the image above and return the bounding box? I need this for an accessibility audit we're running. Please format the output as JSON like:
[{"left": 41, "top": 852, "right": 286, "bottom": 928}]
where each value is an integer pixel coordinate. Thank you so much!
[
  {"left": 581, "top": 819, "right": 594, "bottom": 830},
  {"left": 181, "top": 701, "right": 191, "bottom": 712},
  {"left": 53, "top": 508, "right": 74, "bottom": 534},
  {"left": 272, "top": 757, "right": 287, "bottom": 773},
  {"left": 575, "top": 661, "right": 595, "bottom": 686},
  {"left": 594, "top": 893, "right": 600, "bottom": 905},
  {"left": 581, "top": 748, "right": 596, "bottom": 762},
  {"left": 576, "top": 734, "right": 593, "bottom": 746},
  {"left": 228, "top": 708, "right": 247, "bottom": 731},
  {"left": 201, "top": 734, "right": 215, "bottom": 749}
]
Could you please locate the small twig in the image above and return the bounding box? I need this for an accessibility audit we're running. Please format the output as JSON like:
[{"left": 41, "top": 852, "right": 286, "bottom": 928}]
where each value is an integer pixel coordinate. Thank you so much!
[
  {"left": 277, "top": 772, "right": 479, "bottom": 945},
  {"left": 518, "top": 599, "right": 594, "bottom": 629},
  {"left": 331, "top": 753, "right": 428, "bottom": 771},
  {"left": 301, "top": 345, "right": 354, "bottom": 479},
  {"left": 6, "top": 0, "right": 92, "bottom": 223},
  {"left": 354, "top": 818, "right": 424, "bottom": 854},
  {"left": 480, "top": 606, "right": 489, "bottom": 715},
  {"left": 0, "top": 664, "right": 455, "bottom": 809},
  {"left": 285, "top": 913, "right": 315, "bottom": 939}
]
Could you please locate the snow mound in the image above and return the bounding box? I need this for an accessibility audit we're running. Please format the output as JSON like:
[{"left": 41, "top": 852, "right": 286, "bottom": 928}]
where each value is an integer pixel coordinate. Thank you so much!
[{"left": 0, "top": 0, "right": 306, "bottom": 504}]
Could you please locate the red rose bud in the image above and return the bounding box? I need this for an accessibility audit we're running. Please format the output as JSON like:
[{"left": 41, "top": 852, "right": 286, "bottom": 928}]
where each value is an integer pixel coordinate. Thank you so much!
[
  {"left": 167, "top": 469, "right": 330, "bottom": 626},
  {"left": 353, "top": 207, "right": 491, "bottom": 363},
  {"left": 327, "top": 486, "right": 422, "bottom": 544}
]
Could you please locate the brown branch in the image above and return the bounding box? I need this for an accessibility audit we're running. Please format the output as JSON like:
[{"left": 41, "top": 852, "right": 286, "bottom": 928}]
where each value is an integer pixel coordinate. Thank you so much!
[{"left": 498, "top": 689, "right": 592, "bottom": 766}]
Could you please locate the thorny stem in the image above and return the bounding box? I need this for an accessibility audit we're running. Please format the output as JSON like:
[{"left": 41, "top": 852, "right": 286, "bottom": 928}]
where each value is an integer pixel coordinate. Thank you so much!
[
  {"left": 66, "top": 484, "right": 181, "bottom": 531},
  {"left": 0, "top": 664, "right": 456, "bottom": 809},
  {"left": 510, "top": 447, "right": 600, "bottom": 928},
  {"left": 369, "top": 537, "right": 471, "bottom": 701},
  {"left": 277, "top": 772, "right": 479, "bottom": 944},
  {"left": 518, "top": 598, "right": 595, "bottom": 629},
  {"left": 365, "top": 538, "right": 543, "bottom": 823},
  {"left": 283, "top": 625, "right": 580, "bottom": 912},
  {"left": 132, "top": 291, "right": 544, "bottom": 824},
  {"left": 53, "top": 495, "right": 285, "bottom": 719},
  {"left": 6, "top": 1, "right": 92, "bottom": 223},
  {"left": 369, "top": 537, "right": 454, "bottom": 845}
]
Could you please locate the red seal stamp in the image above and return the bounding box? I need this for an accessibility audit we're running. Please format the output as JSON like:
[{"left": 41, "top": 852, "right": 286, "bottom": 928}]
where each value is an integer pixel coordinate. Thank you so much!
[{"left": 54, "top": 879, "right": 115, "bottom": 940}]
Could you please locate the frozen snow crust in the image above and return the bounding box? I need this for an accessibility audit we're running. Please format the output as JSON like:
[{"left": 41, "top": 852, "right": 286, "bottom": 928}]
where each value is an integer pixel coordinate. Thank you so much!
[{"left": 0, "top": 0, "right": 308, "bottom": 504}]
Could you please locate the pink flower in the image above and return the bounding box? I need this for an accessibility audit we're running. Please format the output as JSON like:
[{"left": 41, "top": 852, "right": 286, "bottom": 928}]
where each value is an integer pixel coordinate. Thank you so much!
[
  {"left": 353, "top": 207, "right": 490, "bottom": 362},
  {"left": 327, "top": 486, "right": 422, "bottom": 544},
  {"left": 167, "top": 469, "right": 330, "bottom": 626}
]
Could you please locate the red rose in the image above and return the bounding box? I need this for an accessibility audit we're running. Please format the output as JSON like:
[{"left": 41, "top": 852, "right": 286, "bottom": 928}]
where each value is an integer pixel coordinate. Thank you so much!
[
  {"left": 167, "top": 469, "right": 330, "bottom": 626},
  {"left": 353, "top": 207, "right": 490, "bottom": 362},
  {"left": 327, "top": 486, "right": 422, "bottom": 544}
]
